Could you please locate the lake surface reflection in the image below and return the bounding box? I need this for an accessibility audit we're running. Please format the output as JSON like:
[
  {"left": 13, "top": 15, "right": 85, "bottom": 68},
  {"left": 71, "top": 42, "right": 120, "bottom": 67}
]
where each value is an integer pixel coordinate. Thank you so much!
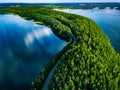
[
  {"left": 57, "top": 8, "right": 120, "bottom": 53},
  {"left": 0, "top": 14, "right": 66, "bottom": 90}
]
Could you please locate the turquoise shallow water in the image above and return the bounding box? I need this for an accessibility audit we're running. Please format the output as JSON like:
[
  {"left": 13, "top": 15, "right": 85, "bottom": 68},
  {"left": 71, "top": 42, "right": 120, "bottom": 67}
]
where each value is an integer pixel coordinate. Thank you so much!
[
  {"left": 57, "top": 8, "right": 120, "bottom": 53},
  {"left": 0, "top": 14, "right": 66, "bottom": 90}
]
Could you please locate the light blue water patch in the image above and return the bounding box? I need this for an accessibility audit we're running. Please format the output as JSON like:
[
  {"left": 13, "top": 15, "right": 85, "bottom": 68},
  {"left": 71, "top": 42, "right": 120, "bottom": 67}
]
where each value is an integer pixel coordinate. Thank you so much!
[
  {"left": 0, "top": 14, "right": 66, "bottom": 90},
  {"left": 57, "top": 8, "right": 120, "bottom": 53}
]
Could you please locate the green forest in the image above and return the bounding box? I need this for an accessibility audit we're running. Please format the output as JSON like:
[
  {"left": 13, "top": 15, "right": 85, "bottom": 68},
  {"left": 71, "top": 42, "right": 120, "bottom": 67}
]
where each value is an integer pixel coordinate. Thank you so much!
[{"left": 0, "top": 6, "right": 120, "bottom": 90}]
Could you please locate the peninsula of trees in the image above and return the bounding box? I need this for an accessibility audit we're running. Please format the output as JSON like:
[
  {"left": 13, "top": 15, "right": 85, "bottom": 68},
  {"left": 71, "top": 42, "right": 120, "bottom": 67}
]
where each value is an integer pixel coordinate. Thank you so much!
[{"left": 0, "top": 6, "right": 120, "bottom": 90}]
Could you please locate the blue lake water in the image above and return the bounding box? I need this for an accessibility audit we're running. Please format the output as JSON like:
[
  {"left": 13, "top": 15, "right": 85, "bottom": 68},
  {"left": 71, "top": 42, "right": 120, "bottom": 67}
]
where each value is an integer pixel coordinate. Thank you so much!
[
  {"left": 0, "top": 14, "right": 66, "bottom": 90},
  {"left": 57, "top": 8, "right": 120, "bottom": 53}
]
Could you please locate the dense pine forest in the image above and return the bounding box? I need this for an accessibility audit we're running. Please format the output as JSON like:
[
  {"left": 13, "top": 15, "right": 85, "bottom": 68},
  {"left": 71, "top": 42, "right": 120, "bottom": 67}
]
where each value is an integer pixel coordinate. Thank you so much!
[{"left": 0, "top": 6, "right": 120, "bottom": 90}]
